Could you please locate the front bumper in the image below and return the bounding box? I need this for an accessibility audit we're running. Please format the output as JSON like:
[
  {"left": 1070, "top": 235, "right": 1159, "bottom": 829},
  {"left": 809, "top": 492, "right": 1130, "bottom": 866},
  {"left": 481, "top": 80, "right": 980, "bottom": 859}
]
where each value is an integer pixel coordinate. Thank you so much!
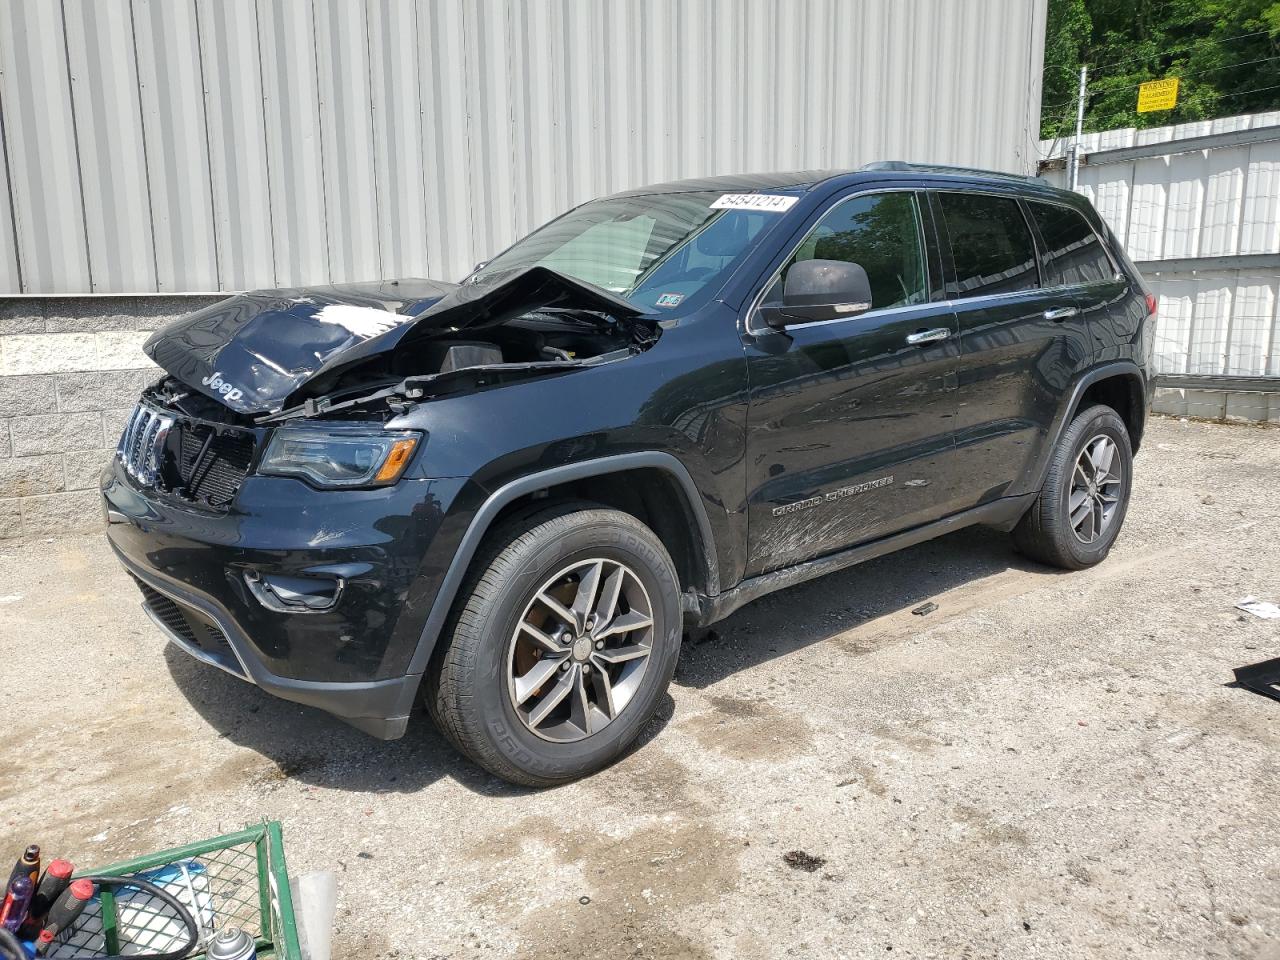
[{"left": 103, "top": 462, "right": 471, "bottom": 738}]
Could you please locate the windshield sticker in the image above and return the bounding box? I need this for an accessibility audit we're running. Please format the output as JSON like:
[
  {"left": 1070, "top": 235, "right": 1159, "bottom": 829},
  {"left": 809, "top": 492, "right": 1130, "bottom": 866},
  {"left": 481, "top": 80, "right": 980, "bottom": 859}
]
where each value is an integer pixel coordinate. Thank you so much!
[
  {"left": 710, "top": 193, "right": 798, "bottom": 213},
  {"left": 655, "top": 292, "right": 685, "bottom": 308}
]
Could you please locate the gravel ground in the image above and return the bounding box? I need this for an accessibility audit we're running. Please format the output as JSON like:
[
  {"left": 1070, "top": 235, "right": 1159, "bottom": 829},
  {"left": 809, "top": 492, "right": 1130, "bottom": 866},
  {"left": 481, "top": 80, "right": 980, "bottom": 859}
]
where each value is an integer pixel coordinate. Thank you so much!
[{"left": 1, "top": 416, "right": 1278, "bottom": 960}]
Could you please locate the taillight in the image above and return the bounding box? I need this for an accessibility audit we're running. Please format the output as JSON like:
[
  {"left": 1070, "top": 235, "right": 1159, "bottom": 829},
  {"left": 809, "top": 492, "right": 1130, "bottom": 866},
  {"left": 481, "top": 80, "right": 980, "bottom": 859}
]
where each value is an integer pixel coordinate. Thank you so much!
[{"left": 1145, "top": 292, "right": 1157, "bottom": 317}]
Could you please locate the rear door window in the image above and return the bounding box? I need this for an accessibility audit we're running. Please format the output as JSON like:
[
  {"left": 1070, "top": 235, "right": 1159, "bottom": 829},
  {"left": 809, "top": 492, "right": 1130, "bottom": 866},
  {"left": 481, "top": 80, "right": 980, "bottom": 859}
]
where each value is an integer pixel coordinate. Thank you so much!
[
  {"left": 936, "top": 193, "right": 1039, "bottom": 298},
  {"left": 1027, "top": 201, "right": 1116, "bottom": 285}
]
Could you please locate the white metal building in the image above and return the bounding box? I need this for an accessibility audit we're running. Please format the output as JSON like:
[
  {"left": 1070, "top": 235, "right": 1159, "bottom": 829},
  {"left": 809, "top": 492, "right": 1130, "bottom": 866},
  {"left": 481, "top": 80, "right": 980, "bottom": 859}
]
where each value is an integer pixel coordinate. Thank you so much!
[
  {"left": 0, "top": 0, "right": 1048, "bottom": 296},
  {"left": 1040, "top": 112, "right": 1280, "bottom": 421}
]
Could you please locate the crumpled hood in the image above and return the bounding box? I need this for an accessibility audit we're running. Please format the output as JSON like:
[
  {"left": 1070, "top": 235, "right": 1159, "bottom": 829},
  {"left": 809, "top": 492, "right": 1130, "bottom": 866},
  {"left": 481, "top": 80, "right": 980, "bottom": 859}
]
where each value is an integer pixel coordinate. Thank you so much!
[{"left": 144, "top": 268, "right": 646, "bottom": 416}]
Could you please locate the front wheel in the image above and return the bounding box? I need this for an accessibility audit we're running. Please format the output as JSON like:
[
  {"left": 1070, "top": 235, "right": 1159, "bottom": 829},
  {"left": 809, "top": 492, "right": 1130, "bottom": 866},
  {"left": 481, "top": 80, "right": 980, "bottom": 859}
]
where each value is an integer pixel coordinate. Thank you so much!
[
  {"left": 1013, "top": 403, "right": 1134, "bottom": 570},
  {"left": 426, "top": 503, "right": 682, "bottom": 786}
]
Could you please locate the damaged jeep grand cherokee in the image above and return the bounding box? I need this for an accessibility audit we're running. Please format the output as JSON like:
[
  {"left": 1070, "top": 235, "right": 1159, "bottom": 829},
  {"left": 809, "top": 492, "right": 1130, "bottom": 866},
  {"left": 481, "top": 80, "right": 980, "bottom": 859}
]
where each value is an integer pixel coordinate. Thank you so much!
[{"left": 104, "top": 164, "right": 1154, "bottom": 785}]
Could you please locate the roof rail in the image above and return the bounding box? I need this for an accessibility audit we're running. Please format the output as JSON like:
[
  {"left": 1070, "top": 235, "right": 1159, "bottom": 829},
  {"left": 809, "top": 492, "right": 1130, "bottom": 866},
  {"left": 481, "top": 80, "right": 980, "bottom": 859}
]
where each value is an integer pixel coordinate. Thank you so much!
[{"left": 860, "top": 161, "right": 1051, "bottom": 185}]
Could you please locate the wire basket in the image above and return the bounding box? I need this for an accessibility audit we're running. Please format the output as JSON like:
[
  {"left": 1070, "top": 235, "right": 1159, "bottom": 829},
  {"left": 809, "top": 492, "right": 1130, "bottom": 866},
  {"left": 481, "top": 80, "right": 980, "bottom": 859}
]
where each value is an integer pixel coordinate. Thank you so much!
[{"left": 47, "top": 822, "right": 300, "bottom": 960}]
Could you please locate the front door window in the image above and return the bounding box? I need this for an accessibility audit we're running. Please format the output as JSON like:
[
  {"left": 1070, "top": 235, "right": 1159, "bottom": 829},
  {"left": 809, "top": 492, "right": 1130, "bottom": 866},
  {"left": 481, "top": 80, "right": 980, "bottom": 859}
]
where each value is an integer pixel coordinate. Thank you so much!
[{"left": 762, "top": 192, "right": 929, "bottom": 311}]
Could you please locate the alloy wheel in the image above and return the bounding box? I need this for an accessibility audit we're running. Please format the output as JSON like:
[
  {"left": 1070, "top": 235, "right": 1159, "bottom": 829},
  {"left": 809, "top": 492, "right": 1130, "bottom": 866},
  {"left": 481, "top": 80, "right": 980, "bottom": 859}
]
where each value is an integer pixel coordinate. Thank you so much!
[
  {"left": 506, "top": 558, "right": 655, "bottom": 743},
  {"left": 1069, "top": 434, "right": 1123, "bottom": 544}
]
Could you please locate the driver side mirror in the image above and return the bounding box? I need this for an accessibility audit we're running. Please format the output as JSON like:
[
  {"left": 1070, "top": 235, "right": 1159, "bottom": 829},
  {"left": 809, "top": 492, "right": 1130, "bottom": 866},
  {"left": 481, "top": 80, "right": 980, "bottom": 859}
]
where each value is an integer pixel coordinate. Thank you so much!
[{"left": 759, "top": 259, "right": 873, "bottom": 330}]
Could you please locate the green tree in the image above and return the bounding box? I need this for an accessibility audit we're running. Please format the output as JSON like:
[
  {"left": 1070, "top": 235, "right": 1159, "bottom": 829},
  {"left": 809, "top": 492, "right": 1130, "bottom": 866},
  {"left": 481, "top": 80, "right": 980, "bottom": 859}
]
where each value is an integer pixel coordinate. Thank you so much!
[{"left": 1042, "top": 0, "right": 1280, "bottom": 138}]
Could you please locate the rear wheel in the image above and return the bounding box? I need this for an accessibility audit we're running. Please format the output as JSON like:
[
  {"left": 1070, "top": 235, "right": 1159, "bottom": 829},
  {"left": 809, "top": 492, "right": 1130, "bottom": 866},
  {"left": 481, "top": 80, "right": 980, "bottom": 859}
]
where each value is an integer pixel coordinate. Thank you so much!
[
  {"left": 426, "top": 503, "right": 681, "bottom": 786},
  {"left": 1013, "top": 404, "right": 1133, "bottom": 570}
]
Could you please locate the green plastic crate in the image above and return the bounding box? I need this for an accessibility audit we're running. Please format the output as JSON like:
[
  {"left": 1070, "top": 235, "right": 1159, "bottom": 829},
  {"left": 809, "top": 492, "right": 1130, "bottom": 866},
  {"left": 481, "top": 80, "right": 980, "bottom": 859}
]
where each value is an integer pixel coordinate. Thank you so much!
[{"left": 48, "top": 822, "right": 300, "bottom": 960}]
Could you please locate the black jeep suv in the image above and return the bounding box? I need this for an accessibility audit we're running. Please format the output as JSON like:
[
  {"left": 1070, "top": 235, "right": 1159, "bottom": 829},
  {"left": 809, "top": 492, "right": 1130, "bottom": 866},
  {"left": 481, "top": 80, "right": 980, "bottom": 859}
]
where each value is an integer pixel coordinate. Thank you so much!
[{"left": 103, "top": 163, "right": 1153, "bottom": 785}]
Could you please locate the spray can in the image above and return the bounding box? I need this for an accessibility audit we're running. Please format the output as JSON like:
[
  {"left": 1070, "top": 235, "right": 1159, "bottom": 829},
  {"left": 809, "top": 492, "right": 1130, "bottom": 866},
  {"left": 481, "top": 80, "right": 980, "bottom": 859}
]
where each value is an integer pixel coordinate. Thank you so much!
[
  {"left": 206, "top": 926, "right": 257, "bottom": 960},
  {"left": 35, "top": 879, "right": 95, "bottom": 957},
  {"left": 0, "top": 875, "right": 34, "bottom": 932},
  {"left": 8, "top": 845, "right": 39, "bottom": 887}
]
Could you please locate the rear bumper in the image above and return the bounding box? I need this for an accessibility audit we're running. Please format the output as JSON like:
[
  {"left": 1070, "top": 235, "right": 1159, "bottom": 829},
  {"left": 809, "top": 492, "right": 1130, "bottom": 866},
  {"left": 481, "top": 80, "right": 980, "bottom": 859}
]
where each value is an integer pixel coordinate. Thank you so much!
[{"left": 113, "top": 541, "right": 416, "bottom": 738}]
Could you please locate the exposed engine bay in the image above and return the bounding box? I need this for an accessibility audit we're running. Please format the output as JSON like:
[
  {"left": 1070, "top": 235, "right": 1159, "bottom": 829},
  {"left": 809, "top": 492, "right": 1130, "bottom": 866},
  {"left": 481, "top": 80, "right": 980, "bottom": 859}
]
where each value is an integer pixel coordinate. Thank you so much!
[
  {"left": 140, "top": 267, "right": 659, "bottom": 424},
  {"left": 262, "top": 306, "right": 654, "bottom": 424}
]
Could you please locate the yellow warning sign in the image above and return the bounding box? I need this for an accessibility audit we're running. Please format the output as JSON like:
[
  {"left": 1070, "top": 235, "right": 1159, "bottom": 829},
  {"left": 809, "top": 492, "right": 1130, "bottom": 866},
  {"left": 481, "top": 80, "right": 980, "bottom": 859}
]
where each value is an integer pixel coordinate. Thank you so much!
[{"left": 1137, "top": 78, "right": 1180, "bottom": 113}]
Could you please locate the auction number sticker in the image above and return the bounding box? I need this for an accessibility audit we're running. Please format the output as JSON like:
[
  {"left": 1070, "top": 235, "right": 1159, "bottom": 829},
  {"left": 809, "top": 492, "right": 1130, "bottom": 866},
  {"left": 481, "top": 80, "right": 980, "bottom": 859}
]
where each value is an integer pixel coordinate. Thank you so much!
[{"left": 710, "top": 193, "right": 798, "bottom": 212}]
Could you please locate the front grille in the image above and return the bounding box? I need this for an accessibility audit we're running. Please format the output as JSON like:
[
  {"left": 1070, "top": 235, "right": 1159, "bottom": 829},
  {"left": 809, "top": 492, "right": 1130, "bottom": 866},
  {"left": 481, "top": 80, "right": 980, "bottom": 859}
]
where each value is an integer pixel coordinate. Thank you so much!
[
  {"left": 116, "top": 405, "right": 174, "bottom": 485},
  {"left": 177, "top": 423, "right": 256, "bottom": 507},
  {"left": 133, "top": 576, "right": 244, "bottom": 675},
  {"left": 116, "top": 403, "right": 256, "bottom": 508}
]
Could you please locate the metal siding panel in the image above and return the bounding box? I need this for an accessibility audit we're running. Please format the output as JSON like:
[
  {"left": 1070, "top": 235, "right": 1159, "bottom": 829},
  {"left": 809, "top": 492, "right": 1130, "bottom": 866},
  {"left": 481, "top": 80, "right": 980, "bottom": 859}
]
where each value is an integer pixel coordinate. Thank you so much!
[
  {"left": 559, "top": 0, "right": 598, "bottom": 208},
  {"left": 0, "top": 0, "right": 91, "bottom": 292},
  {"left": 1240, "top": 139, "right": 1280, "bottom": 256},
  {"left": 1189, "top": 275, "right": 1232, "bottom": 375},
  {"left": 1151, "top": 280, "right": 1193, "bottom": 374},
  {"left": 1088, "top": 165, "right": 1133, "bottom": 242},
  {"left": 418, "top": 0, "right": 473, "bottom": 281},
  {"left": 1227, "top": 278, "right": 1276, "bottom": 377},
  {"left": 506, "top": 0, "right": 556, "bottom": 243},
  {"left": 132, "top": 0, "right": 219, "bottom": 291},
  {"left": 1201, "top": 146, "right": 1244, "bottom": 257},
  {"left": 0, "top": 91, "right": 20, "bottom": 292},
  {"left": 1127, "top": 159, "right": 1169, "bottom": 262},
  {"left": 453, "top": 0, "right": 515, "bottom": 272},
  {"left": 197, "top": 0, "right": 275, "bottom": 290},
  {"left": 63, "top": 0, "right": 157, "bottom": 292},
  {"left": 459, "top": 0, "right": 514, "bottom": 269},
  {"left": 367, "top": 0, "right": 429, "bottom": 279},
  {"left": 314, "top": 0, "right": 380, "bottom": 282},
  {"left": 258, "top": 0, "right": 329, "bottom": 286},
  {"left": 740, "top": 0, "right": 773, "bottom": 174},
  {"left": 1163, "top": 151, "right": 1206, "bottom": 260},
  {"left": 1271, "top": 291, "right": 1280, "bottom": 376},
  {"left": 709, "top": 0, "right": 741, "bottom": 176}
]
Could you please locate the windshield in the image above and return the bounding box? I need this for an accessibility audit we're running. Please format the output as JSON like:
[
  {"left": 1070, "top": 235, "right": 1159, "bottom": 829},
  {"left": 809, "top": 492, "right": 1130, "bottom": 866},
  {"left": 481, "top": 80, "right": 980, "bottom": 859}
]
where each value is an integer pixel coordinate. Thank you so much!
[{"left": 471, "top": 190, "right": 784, "bottom": 312}]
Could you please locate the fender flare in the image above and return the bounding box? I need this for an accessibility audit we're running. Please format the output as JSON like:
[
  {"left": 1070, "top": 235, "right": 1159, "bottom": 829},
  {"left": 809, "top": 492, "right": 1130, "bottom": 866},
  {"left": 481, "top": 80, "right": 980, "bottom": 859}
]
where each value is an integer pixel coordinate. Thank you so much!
[
  {"left": 402, "top": 451, "right": 720, "bottom": 682},
  {"left": 1021, "top": 361, "right": 1147, "bottom": 495}
]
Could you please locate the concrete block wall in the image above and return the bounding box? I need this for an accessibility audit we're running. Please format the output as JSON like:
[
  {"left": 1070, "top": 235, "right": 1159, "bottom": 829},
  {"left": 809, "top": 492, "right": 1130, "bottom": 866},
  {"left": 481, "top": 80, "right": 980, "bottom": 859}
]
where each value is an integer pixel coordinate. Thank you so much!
[
  {"left": 0, "top": 297, "right": 220, "bottom": 538},
  {"left": 1153, "top": 386, "right": 1280, "bottom": 423}
]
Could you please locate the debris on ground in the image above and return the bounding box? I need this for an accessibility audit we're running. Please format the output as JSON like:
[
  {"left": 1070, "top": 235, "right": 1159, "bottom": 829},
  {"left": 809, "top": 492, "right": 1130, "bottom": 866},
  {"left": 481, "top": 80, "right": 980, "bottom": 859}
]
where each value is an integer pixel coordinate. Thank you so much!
[
  {"left": 1232, "top": 657, "right": 1280, "bottom": 703},
  {"left": 1235, "top": 597, "right": 1280, "bottom": 619},
  {"left": 911, "top": 602, "right": 938, "bottom": 616},
  {"left": 783, "top": 850, "right": 827, "bottom": 872}
]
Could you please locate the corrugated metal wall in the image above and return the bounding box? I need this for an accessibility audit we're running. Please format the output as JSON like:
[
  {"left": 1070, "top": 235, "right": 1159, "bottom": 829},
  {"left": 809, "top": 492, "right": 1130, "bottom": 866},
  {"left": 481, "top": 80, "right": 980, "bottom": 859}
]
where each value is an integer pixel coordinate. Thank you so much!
[
  {"left": 0, "top": 0, "right": 1047, "bottom": 296},
  {"left": 1041, "top": 113, "right": 1280, "bottom": 379}
]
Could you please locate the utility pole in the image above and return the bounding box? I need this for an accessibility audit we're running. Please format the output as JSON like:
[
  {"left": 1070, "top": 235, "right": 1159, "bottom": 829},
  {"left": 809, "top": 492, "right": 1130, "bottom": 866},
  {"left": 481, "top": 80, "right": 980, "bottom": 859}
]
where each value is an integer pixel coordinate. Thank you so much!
[{"left": 1068, "top": 64, "right": 1088, "bottom": 191}]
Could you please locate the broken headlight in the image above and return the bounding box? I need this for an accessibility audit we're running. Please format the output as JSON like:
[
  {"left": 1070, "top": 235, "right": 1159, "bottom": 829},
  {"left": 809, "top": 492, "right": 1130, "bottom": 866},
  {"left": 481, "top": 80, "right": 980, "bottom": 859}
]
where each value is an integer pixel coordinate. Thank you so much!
[{"left": 259, "top": 423, "right": 420, "bottom": 488}]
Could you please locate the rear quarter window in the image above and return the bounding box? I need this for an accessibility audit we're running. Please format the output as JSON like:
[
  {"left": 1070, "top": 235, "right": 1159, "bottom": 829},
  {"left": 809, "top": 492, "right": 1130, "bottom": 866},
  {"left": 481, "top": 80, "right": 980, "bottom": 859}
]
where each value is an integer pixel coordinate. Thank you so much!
[
  {"left": 936, "top": 192, "right": 1039, "bottom": 298},
  {"left": 1027, "top": 201, "right": 1117, "bottom": 285}
]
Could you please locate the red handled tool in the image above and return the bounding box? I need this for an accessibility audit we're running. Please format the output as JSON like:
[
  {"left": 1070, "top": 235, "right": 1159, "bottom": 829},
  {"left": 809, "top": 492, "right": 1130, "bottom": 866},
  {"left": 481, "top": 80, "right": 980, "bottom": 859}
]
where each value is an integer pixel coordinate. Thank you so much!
[
  {"left": 19, "top": 859, "right": 74, "bottom": 937},
  {"left": 34, "top": 878, "right": 94, "bottom": 956}
]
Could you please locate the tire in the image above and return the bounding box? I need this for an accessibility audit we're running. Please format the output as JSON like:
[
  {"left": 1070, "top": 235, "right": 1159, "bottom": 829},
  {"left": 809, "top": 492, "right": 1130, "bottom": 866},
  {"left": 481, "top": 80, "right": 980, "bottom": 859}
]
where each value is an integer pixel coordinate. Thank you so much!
[
  {"left": 1013, "top": 403, "right": 1133, "bottom": 570},
  {"left": 426, "top": 502, "right": 682, "bottom": 787}
]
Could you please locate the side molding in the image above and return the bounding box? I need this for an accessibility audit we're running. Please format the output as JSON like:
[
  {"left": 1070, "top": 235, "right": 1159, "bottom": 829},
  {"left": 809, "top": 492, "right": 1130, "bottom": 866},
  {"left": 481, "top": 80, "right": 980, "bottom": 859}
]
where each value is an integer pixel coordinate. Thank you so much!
[
  {"left": 686, "top": 494, "right": 1036, "bottom": 627},
  {"left": 404, "top": 452, "right": 721, "bottom": 679}
]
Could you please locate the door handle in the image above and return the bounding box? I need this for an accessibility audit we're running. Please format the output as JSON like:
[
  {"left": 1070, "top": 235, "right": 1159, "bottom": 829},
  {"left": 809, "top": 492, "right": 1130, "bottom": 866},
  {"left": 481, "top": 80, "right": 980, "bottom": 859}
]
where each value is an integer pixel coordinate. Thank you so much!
[
  {"left": 1044, "top": 306, "right": 1080, "bottom": 321},
  {"left": 905, "top": 327, "right": 951, "bottom": 346}
]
